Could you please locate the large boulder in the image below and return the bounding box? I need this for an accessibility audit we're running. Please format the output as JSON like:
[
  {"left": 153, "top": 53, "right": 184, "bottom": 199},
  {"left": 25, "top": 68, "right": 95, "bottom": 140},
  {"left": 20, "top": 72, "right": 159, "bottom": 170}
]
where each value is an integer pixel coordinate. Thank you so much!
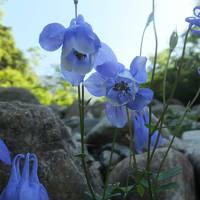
[
  {"left": 182, "top": 130, "right": 200, "bottom": 198},
  {"left": 0, "top": 87, "right": 39, "bottom": 104},
  {"left": 109, "top": 148, "right": 195, "bottom": 200},
  {"left": 0, "top": 102, "right": 102, "bottom": 200}
]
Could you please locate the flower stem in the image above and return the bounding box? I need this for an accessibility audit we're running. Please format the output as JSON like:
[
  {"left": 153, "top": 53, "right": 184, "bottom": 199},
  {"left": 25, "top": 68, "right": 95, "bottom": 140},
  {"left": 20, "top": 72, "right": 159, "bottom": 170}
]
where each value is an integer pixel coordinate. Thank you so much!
[
  {"left": 163, "top": 51, "right": 172, "bottom": 105},
  {"left": 126, "top": 107, "right": 137, "bottom": 171},
  {"left": 102, "top": 129, "right": 117, "bottom": 200},
  {"left": 155, "top": 86, "right": 200, "bottom": 184},
  {"left": 139, "top": 26, "right": 147, "bottom": 56},
  {"left": 78, "top": 85, "right": 96, "bottom": 200},
  {"left": 150, "top": 0, "right": 158, "bottom": 87},
  {"left": 149, "top": 28, "right": 190, "bottom": 163}
]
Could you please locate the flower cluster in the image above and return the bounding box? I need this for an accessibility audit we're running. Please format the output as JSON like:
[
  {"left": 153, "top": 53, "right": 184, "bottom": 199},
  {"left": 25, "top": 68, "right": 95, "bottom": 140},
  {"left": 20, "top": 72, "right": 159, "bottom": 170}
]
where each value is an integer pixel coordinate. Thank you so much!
[
  {"left": 0, "top": 153, "right": 49, "bottom": 200},
  {"left": 84, "top": 56, "right": 153, "bottom": 128},
  {"left": 39, "top": 15, "right": 116, "bottom": 86},
  {"left": 186, "top": 6, "right": 200, "bottom": 35},
  {"left": 132, "top": 108, "right": 165, "bottom": 153},
  {"left": 0, "top": 138, "right": 11, "bottom": 165}
]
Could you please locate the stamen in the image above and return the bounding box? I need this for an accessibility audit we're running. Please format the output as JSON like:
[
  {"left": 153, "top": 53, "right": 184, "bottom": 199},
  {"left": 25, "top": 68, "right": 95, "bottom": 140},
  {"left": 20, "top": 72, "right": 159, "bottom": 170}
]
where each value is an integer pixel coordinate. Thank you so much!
[
  {"left": 113, "top": 81, "right": 130, "bottom": 92},
  {"left": 73, "top": 50, "right": 87, "bottom": 60}
]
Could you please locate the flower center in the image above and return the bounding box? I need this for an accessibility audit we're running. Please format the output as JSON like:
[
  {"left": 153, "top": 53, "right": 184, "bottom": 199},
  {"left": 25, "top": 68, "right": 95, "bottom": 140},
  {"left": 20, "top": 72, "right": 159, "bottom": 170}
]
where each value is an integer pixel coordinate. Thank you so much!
[
  {"left": 73, "top": 50, "right": 87, "bottom": 60},
  {"left": 113, "top": 81, "right": 130, "bottom": 92}
]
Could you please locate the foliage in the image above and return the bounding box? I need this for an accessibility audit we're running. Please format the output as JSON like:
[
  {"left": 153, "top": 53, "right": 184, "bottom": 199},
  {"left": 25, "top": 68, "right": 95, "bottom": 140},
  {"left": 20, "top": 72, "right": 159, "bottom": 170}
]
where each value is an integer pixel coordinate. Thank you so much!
[
  {"left": 0, "top": 24, "right": 28, "bottom": 72},
  {"left": 0, "top": 22, "right": 75, "bottom": 106},
  {"left": 149, "top": 34, "right": 200, "bottom": 105}
]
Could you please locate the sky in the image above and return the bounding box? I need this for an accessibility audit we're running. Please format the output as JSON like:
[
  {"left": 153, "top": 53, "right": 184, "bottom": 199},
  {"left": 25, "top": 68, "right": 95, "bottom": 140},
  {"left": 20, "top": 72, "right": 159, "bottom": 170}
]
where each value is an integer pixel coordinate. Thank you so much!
[{"left": 2, "top": 0, "right": 195, "bottom": 76}]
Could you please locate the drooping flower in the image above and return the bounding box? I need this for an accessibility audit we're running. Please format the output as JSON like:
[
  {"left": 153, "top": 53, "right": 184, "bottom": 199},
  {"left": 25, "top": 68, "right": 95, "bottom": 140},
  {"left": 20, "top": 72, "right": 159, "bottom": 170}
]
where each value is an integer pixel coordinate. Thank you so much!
[
  {"left": 0, "top": 138, "right": 11, "bottom": 165},
  {"left": 185, "top": 6, "right": 200, "bottom": 36},
  {"left": 132, "top": 108, "right": 165, "bottom": 153},
  {"left": 84, "top": 56, "right": 153, "bottom": 128},
  {"left": 0, "top": 153, "right": 49, "bottom": 200},
  {"left": 39, "top": 15, "right": 117, "bottom": 85},
  {"left": 197, "top": 67, "right": 200, "bottom": 75}
]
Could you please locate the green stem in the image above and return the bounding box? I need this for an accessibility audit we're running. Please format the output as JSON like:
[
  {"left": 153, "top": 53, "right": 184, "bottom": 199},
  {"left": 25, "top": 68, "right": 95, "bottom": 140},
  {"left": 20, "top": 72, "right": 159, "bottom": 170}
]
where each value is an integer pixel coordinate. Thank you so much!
[
  {"left": 126, "top": 107, "right": 137, "bottom": 170},
  {"left": 146, "top": 107, "right": 154, "bottom": 200},
  {"left": 155, "top": 86, "right": 200, "bottom": 183},
  {"left": 163, "top": 51, "right": 172, "bottom": 105},
  {"left": 150, "top": 0, "right": 158, "bottom": 87},
  {"left": 102, "top": 129, "right": 117, "bottom": 200},
  {"left": 149, "top": 28, "right": 190, "bottom": 163},
  {"left": 78, "top": 85, "right": 96, "bottom": 200},
  {"left": 140, "top": 26, "right": 147, "bottom": 56}
]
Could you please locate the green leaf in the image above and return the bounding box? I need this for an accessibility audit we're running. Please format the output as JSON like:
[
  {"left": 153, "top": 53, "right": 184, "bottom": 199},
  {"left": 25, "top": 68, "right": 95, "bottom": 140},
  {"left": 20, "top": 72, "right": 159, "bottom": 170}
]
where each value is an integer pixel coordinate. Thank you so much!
[
  {"left": 156, "top": 182, "right": 178, "bottom": 193},
  {"left": 136, "top": 184, "right": 145, "bottom": 197},
  {"left": 157, "top": 166, "right": 182, "bottom": 181},
  {"left": 74, "top": 153, "right": 86, "bottom": 158},
  {"left": 169, "top": 30, "right": 178, "bottom": 52},
  {"left": 140, "top": 178, "right": 149, "bottom": 188}
]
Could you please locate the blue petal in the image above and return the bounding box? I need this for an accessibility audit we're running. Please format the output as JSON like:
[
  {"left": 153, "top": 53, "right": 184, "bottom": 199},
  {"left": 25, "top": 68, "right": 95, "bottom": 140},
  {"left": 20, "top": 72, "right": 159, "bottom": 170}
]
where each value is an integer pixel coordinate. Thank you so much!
[
  {"left": 185, "top": 17, "right": 200, "bottom": 26},
  {"left": 197, "top": 67, "right": 200, "bottom": 75},
  {"left": 61, "top": 66, "right": 84, "bottom": 86},
  {"left": 95, "top": 43, "right": 117, "bottom": 66},
  {"left": 61, "top": 49, "right": 94, "bottom": 75},
  {"left": 96, "top": 62, "right": 125, "bottom": 78},
  {"left": 151, "top": 130, "right": 164, "bottom": 148},
  {"left": 62, "top": 28, "right": 76, "bottom": 63},
  {"left": 105, "top": 102, "right": 127, "bottom": 128},
  {"left": 0, "top": 138, "right": 11, "bottom": 165},
  {"left": 133, "top": 112, "right": 148, "bottom": 153},
  {"left": 74, "top": 23, "right": 101, "bottom": 54},
  {"left": 84, "top": 72, "right": 107, "bottom": 97},
  {"left": 130, "top": 56, "right": 147, "bottom": 84},
  {"left": 128, "top": 88, "right": 153, "bottom": 111},
  {"left": 30, "top": 154, "right": 39, "bottom": 183},
  {"left": 39, "top": 23, "right": 65, "bottom": 51}
]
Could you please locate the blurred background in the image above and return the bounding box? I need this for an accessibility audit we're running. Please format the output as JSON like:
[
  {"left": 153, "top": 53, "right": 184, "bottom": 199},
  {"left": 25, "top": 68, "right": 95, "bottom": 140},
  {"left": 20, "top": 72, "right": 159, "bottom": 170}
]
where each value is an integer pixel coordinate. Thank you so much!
[{"left": 0, "top": 0, "right": 199, "bottom": 135}]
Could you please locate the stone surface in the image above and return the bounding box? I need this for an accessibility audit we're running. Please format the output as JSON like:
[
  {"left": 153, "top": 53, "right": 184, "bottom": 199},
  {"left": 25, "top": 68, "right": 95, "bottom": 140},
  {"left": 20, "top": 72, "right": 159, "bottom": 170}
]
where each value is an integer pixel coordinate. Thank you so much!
[
  {"left": 0, "top": 102, "right": 102, "bottom": 200},
  {"left": 109, "top": 148, "right": 195, "bottom": 200},
  {"left": 182, "top": 130, "right": 200, "bottom": 198},
  {"left": 0, "top": 87, "right": 40, "bottom": 104}
]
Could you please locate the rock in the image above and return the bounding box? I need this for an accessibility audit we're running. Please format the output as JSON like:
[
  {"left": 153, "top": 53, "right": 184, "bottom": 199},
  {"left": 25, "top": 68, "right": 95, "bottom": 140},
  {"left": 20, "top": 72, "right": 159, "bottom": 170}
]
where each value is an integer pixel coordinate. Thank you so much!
[
  {"left": 0, "top": 87, "right": 39, "bottom": 104},
  {"left": 86, "top": 116, "right": 130, "bottom": 148},
  {"left": 182, "top": 130, "right": 200, "bottom": 199},
  {"left": 109, "top": 148, "right": 195, "bottom": 200},
  {"left": 98, "top": 143, "right": 130, "bottom": 167},
  {"left": 99, "top": 150, "right": 121, "bottom": 168},
  {"left": 88, "top": 101, "right": 105, "bottom": 118},
  {"left": 0, "top": 102, "right": 102, "bottom": 200}
]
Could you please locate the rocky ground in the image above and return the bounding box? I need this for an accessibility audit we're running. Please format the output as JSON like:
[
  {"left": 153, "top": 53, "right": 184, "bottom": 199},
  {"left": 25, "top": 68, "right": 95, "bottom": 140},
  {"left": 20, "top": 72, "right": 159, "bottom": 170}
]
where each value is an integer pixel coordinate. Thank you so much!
[{"left": 0, "top": 87, "right": 199, "bottom": 200}]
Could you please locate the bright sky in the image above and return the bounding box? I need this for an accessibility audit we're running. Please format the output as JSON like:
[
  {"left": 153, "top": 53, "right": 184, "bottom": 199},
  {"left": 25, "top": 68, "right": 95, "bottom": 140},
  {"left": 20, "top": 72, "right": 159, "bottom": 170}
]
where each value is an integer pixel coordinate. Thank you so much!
[{"left": 2, "top": 0, "right": 195, "bottom": 75}]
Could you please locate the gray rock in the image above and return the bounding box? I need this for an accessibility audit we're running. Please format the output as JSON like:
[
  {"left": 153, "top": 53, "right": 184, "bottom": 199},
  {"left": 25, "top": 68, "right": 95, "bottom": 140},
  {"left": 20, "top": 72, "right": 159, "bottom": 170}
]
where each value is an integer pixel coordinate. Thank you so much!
[
  {"left": 99, "top": 150, "right": 121, "bottom": 167},
  {"left": 0, "top": 102, "right": 102, "bottom": 200},
  {"left": 109, "top": 148, "right": 195, "bottom": 200},
  {"left": 86, "top": 116, "right": 130, "bottom": 148},
  {"left": 0, "top": 87, "right": 39, "bottom": 104},
  {"left": 182, "top": 130, "right": 200, "bottom": 198}
]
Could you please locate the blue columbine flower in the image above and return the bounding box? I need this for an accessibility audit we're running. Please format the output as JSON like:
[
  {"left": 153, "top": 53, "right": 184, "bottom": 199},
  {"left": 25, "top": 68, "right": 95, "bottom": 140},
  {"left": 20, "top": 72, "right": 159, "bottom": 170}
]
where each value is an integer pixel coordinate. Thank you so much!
[
  {"left": 0, "top": 153, "right": 49, "bottom": 200},
  {"left": 39, "top": 15, "right": 117, "bottom": 86},
  {"left": 133, "top": 108, "right": 164, "bottom": 153},
  {"left": 0, "top": 138, "right": 11, "bottom": 165},
  {"left": 186, "top": 6, "right": 200, "bottom": 35},
  {"left": 84, "top": 56, "right": 153, "bottom": 128}
]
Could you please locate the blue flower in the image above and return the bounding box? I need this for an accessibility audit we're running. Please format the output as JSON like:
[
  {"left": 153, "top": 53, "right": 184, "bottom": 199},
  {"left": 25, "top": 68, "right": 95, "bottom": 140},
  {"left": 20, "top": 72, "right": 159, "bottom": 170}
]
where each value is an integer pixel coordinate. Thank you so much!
[
  {"left": 133, "top": 108, "right": 164, "bottom": 153},
  {"left": 39, "top": 15, "right": 117, "bottom": 85},
  {"left": 197, "top": 67, "right": 200, "bottom": 75},
  {"left": 0, "top": 138, "right": 11, "bottom": 165},
  {"left": 0, "top": 153, "right": 49, "bottom": 200},
  {"left": 186, "top": 6, "right": 200, "bottom": 36},
  {"left": 84, "top": 56, "right": 153, "bottom": 128}
]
